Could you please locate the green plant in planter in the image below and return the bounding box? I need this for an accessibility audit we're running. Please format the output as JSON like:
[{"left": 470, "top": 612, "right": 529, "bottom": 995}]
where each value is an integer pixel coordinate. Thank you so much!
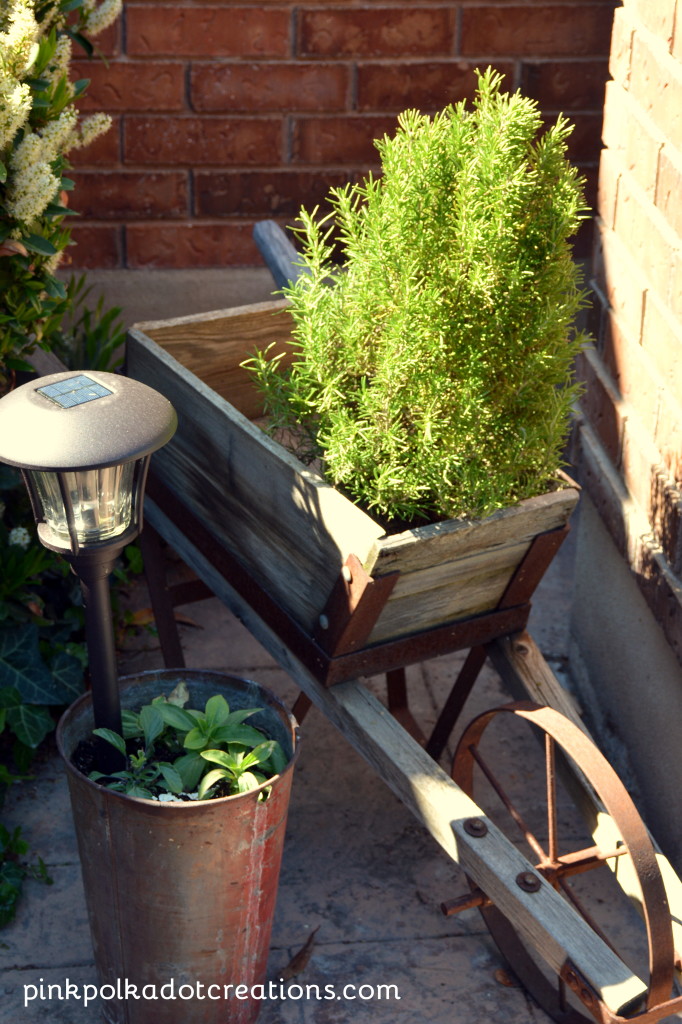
[
  {"left": 90, "top": 682, "right": 287, "bottom": 800},
  {"left": 246, "top": 67, "right": 589, "bottom": 524}
]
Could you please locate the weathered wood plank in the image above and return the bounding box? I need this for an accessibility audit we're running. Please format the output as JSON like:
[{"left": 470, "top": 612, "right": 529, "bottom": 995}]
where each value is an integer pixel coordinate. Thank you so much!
[
  {"left": 127, "top": 327, "right": 383, "bottom": 632},
  {"left": 489, "top": 632, "right": 682, "bottom": 979},
  {"left": 253, "top": 220, "right": 305, "bottom": 289},
  {"left": 369, "top": 489, "right": 579, "bottom": 577},
  {"left": 140, "top": 496, "right": 647, "bottom": 1016},
  {"left": 368, "top": 540, "right": 529, "bottom": 642},
  {"left": 136, "top": 299, "right": 294, "bottom": 419}
]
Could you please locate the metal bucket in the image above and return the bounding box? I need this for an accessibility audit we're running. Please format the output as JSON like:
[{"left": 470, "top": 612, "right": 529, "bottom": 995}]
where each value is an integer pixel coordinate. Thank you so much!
[{"left": 57, "top": 669, "right": 299, "bottom": 1024}]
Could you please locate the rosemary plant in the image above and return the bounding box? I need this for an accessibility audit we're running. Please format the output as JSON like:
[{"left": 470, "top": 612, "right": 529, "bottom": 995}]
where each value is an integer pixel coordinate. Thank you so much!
[{"left": 247, "top": 68, "right": 589, "bottom": 523}]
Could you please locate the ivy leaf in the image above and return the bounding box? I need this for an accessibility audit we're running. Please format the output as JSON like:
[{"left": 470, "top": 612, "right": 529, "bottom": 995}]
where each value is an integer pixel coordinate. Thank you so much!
[
  {"left": 6, "top": 704, "right": 54, "bottom": 748},
  {"left": 0, "top": 625, "right": 58, "bottom": 703},
  {"left": 49, "top": 649, "right": 84, "bottom": 703}
]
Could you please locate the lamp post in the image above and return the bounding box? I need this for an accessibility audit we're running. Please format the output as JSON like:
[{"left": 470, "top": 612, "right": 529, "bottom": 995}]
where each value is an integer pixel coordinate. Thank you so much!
[{"left": 0, "top": 370, "right": 176, "bottom": 768}]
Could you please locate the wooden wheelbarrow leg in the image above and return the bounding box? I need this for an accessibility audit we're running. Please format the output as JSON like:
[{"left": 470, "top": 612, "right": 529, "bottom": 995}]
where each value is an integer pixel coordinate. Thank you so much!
[{"left": 144, "top": 497, "right": 647, "bottom": 1020}]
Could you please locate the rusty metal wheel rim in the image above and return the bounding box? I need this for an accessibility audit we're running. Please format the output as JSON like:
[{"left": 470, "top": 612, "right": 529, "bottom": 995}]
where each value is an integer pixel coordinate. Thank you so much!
[{"left": 451, "top": 701, "right": 674, "bottom": 1021}]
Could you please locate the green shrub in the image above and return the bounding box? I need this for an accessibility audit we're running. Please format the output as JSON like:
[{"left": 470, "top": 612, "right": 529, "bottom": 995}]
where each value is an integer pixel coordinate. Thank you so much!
[{"left": 247, "top": 68, "right": 589, "bottom": 523}]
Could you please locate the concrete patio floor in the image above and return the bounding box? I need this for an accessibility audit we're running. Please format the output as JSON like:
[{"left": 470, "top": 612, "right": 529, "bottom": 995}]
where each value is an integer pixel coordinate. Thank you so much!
[{"left": 2, "top": 507, "right": 678, "bottom": 1024}]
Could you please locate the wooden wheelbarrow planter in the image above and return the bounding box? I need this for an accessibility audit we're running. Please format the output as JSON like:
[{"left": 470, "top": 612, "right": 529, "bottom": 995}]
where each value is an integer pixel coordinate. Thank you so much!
[{"left": 126, "top": 300, "right": 682, "bottom": 1024}]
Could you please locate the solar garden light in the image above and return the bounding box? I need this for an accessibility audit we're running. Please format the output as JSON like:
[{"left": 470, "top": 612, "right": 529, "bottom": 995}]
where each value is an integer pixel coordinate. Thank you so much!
[{"left": 0, "top": 371, "right": 177, "bottom": 768}]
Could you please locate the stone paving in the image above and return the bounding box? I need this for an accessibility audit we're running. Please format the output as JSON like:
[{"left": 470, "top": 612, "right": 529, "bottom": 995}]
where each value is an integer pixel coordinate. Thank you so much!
[{"left": 0, "top": 518, "right": 670, "bottom": 1023}]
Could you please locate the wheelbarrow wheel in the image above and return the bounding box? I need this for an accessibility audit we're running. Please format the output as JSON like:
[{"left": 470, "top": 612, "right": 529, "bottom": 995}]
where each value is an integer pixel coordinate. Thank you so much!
[{"left": 450, "top": 702, "right": 675, "bottom": 1024}]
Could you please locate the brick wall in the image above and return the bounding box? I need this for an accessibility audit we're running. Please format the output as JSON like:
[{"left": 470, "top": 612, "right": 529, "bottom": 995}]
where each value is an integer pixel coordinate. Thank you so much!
[
  {"left": 574, "top": 0, "right": 682, "bottom": 661},
  {"left": 67, "top": 0, "right": 616, "bottom": 270}
]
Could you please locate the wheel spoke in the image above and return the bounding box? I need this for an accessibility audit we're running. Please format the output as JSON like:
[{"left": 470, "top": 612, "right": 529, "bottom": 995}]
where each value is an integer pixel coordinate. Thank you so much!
[
  {"left": 546, "top": 733, "right": 559, "bottom": 865},
  {"left": 469, "top": 743, "right": 548, "bottom": 863}
]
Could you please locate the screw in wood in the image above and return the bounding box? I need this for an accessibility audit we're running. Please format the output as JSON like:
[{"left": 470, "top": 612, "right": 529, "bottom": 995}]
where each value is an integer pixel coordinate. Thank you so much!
[
  {"left": 516, "top": 870, "right": 542, "bottom": 892},
  {"left": 463, "top": 817, "right": 488, "bottom": 837},
  {"left": 318, "top": 614, "right": 329, "bottom": 630}
]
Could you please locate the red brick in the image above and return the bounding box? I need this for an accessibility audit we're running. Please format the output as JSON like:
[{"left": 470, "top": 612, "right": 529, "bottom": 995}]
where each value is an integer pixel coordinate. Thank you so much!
[
  {"left": 601, "top": 310, "right": 661, "bottom": 436},
  {"left": 68, "top": 115, "right": 121, "bottom": 167},
  {"left": 84, "top": 20, "right": 121, "bottom": 59},
  {"left": 641, "top": 290, "right": 682, "bottom": 408},
  {"left": 592, "top": 218, "right": 646, "bottom": 341},
  {"left": 576, "top": 346, "right": 623, "bottom": 465},
  {"left": 629, "top": 0, "right": 676, "bottom": 49},
  {"left": 194, "top": 169, "right": 350, "bottom": 218},
  {"left": 126, "top": 222, "right": 257, "bottom": 267},
  {"left": 619, "top": 418, "right": 669, "bottom": 535},
  {"left": 602, "top": 82, "right": 662, "bottom": 198},
  {"left": 126, "top": 7, "right": 289, "bottom": 58},
  {"left": 190, "top": 63, "right": 348, "bottom": 112},
  {"left": 124, "top": 117, "right": 283, "bottom": 166},
  {"left": 71, "top": 171, "right": 188, "bottom": 219},
  {"left": 597, "top": 148, "right": 620, "bottom": 230},
  {"left": 656, "top": 144, "right": 682, "bottom": 238},
  {"left": 298, "top": 7, "right": 455, "bottom": 58},
  {"left": 292, "top": 115, "right": 398, "bottom": 164},
  {"left": 608, "top": 5, "right": 633, "bottom": 85},
  {"left": 629, "top": 33, "right": 682, "bottom": 148},
  {"left": 656, "top": 390, "right": 682, "bottom": 486},
  {"left": 614, "top": 173, "right": 678, "bottom": 307},
  {"left": 72, "top": 61, "right": 185, "bottom": 112},
  {"left": 461, "top": 6, "right": 616, "bottom": 57},
  {"left": 557, "top": 113, "right": 604, "bottom": 164},
  {"left": 65, "top": 225, "right": 122, "bottom": 268},
  {"left": 357, "top": 61, "right": 514, "bottom": 113},
  {"left": 520, "top": 60, "right": 610, "bottom": 110}
]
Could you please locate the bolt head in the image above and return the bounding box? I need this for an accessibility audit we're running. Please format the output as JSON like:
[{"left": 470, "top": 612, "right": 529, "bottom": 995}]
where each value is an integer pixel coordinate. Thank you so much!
[{"left": 464, "top": 817, "right": 488, "bottom": 837}]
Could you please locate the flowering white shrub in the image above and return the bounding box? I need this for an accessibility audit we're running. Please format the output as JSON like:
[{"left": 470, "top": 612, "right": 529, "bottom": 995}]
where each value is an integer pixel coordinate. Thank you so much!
[{"left": 0, "top": 0, "right": 122, "bottom": 387}]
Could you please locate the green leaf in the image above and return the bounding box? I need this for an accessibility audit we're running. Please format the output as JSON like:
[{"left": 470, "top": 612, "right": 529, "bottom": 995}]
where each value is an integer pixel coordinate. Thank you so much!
[
  {"left": 6, "top": 704, "right": 54, "bottom": 747},
  {"left": 266, "top": 741, "right": 288, "bottom": 775},
  {"left": 121, "top": 709, "right": 143, "bottom": 739},
  {"left": 92, "top": 727, "right": 127, "bottom": 757},
  {"left": 0, "top": 687, "right": 21, "bottom": 710},
  {"left": 60, "top": 177, "right": 75, "bottom": 191},
  {"left": 64, "top": 28, "right": 93, "bottom": 56},
  {"left": 211, "top": 723, "right": 270, "bottom": 748},
  {"left": 183, "top": 724, "right": 210, "bottom": 750},
  {"left": 241, "top": 740, "right": 277, "bottom": 770},
  {"left": 22, "top": 235, "right": 58, "bottom": 257},
  {"left": 156, "top": 703, "right": 196, "bottom": 733},
  {"left": 197, "top": 768, "right": 227, "bottom": 800},
  {"left": 0, "top": 624, "right": 63, "bottom": 703},
  {"left": 48, "top": 649, "right": 83, "bottom": 703},
  {"left": 158, "top": 763, "right": 184, "bottom": 794},
  {"left": 236, "top": 771, "right": 261, "bottom": 793},
  {"left": 0, "top": 162, "right": 6, "bottom": 184},
  {"left": 199, "top": 748, "right": 238, "bottom": 770},
  {"left": 203, "top": 694, "right": 230, "bottom": 727},
  {"left": 139, "top": 704, "right": 164, "bottom": 747},
  {"left": 173, "top": 752, "right": 205, "bottom": 791}
]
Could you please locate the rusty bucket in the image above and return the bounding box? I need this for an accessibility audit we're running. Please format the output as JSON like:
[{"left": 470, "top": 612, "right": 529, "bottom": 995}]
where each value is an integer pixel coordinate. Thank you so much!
[{"left": 56, "top": 669, "right": 299, "bottom": 1024}]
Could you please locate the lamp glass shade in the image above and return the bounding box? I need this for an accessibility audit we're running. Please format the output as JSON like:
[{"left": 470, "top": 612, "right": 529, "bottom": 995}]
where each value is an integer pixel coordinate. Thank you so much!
[{"left": 32, "top": 461, "right": 136, "bottom": 544}]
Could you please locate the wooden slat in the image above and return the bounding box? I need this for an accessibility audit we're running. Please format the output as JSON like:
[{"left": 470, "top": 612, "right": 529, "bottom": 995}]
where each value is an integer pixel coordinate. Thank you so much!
[
  {"left": 489, "top": 632, "right": 682, "bottom": 977},
  {"left": 140, "top": 496, "right": 647, "bottom": 1017},
  {"left": 136, "top": 299, "right": 294, "bottom": 419},
  {"left": 369, "top": 488, "right": 579, "bottom": 576},
  {"left": 368, "top": 540, "right": 529, "bottom": 643},
  {"left": 127, "top": 326, "right": 384, "bottom": 633}
]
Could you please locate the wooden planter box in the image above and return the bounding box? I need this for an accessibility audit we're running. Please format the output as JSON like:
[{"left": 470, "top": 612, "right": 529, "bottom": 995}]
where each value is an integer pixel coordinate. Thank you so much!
[{"left": 126, "top": 299, "right": 579, "bottom": 687}]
